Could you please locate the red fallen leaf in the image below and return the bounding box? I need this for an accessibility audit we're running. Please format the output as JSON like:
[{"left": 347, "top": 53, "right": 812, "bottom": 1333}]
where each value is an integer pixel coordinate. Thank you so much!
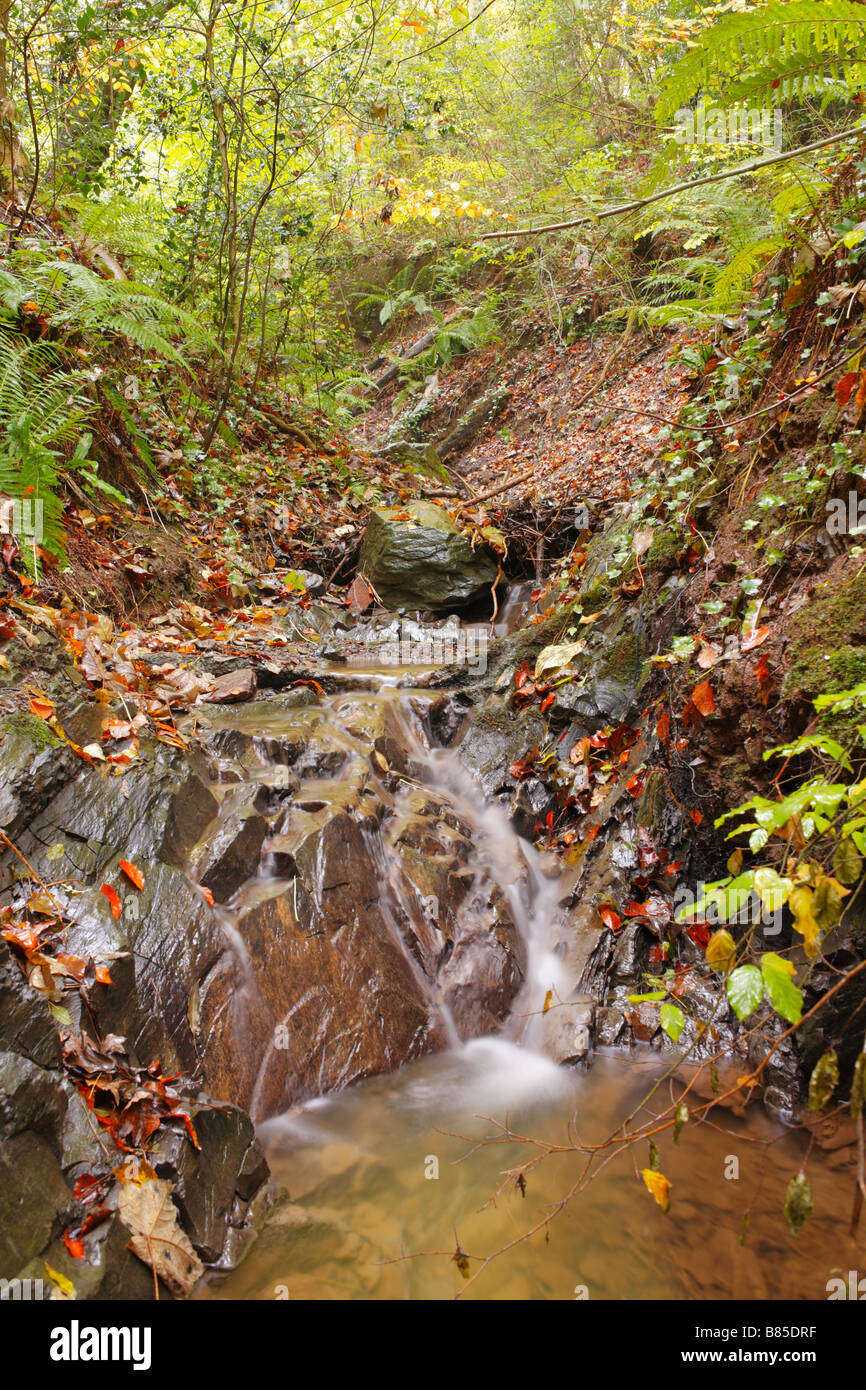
[
  {"left": 625, "top": 772, "right": 646, "bottom": 796},
  {"left": 837, "top": 370, "right": 859, "bottom": 406},
  {"left": 656, "top": 709, "right": 671, "bottom": 743},
  {"left": 94, "top": 965, "right": 113, "bottom": 986},
  {"left": 515, "top": 661, "right": 530, "bottom": 690},
  {"left": 118, "top": 859, "right": 144, "bottom": 890},
  {"left": 545, "top": 810, "right": 555, "bottom": 829},
  {"left": 539, "top": 692, "right": 555, "bottom": 713},
  {"left": 648, "top": 944, "right": 666, "bottom": 963},
  {"left": 624, "top": 901, "right": 650, "bottom": 917},
  {"left": 599, "top": 905, "right": 622, "bottom": 932},
  {"left": 691, "top": 680, "right": 715, "bottom": 717},
  {"left": 73, "top": 1173, "right": 103, "bottom": 1204},
  {"left": 686, "top": 921, "right": 712, "bottom": 947},
  {"left": 690, "top": 809, "right": 703, "bottom": 826},
  {"left": 101, "top": 884, "right": 122, "bottom": 920},
  {"left": 754, "top": 653, "right": 773, "bottom": 706},
  {"left": 201, "top": 886, "right": 214, "bottom": 907},
  {"left": 741, "top": 625, "right": 770, "bottom": 652},
  {"left": 587, "top": 825, "right": 600, "bottom": 842},
  {"left": 62, "top": 1231, "right": 85, "bottom": 1260}
]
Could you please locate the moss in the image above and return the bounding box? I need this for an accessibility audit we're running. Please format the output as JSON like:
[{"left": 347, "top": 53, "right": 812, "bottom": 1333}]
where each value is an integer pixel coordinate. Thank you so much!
[
  {"left": 0, "top": 712, "right": 62, "bottom": 748},
  {"left": 637, "top": 768, "right": 666, "bottom": 831},
  {"left": 598, "top": 631, "right": 640, "bottom": 685},
  {"left": 785, "top": 572, "right": 866, "bottom": 740},
  {"left": 645, "top": 527, "right": 682, "bottom": 575}
]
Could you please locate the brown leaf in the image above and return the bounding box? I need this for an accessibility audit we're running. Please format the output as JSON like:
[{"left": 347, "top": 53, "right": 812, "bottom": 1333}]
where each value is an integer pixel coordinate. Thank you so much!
[{"left": 118, "top": 1178, "right": 203, "bottom": 1297}]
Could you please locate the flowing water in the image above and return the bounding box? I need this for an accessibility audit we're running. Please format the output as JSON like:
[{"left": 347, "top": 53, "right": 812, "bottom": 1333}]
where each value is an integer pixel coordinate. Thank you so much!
[{"left": 196, "top": 659, "right": 865, "bottom": 1302}]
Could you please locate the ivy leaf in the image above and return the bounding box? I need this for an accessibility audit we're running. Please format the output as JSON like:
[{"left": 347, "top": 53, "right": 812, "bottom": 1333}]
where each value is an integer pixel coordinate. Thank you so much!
[
  {"left": 808, "top": 1050, "right": 839, "bottom": 1112},
  {"left": 727, "top": 964, "right": 762, "bottom": 1021},
  {"left": 783, "top": 1173, "right": 812, "bottom": 1237},
  {"left": 761, "top": 952, "right": 803, "bottom": 1024}
]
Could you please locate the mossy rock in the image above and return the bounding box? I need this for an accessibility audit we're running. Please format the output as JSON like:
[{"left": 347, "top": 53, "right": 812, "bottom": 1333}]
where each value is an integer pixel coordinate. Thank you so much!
[
  {"left": 359, "top": 501, "right": 498, "bottom": 610},
  {"left": 784, "top": 572, "right": 866, "bottom": 739},
  {"left": 0, "top": 712, "right": 63, "bottom": 750}
]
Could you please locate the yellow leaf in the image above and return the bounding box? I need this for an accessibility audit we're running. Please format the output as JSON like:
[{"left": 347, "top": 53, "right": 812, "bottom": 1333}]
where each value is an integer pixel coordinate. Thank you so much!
[
  {"left": 705, "top": 928, "right": 736, "bottom": 971},
  {"left": 44, "top": 1264, "right": 76, "bottom": 1299},
  {"left": 789, "top": 885, "right": 821, "bottom": 957},
  {"left": 642, "top": 1168, "right": 671, "bottom": 1213}
]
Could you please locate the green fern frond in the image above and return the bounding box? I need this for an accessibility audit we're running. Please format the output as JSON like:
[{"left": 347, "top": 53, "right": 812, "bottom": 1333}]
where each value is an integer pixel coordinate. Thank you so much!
[{"left": 656, "top": 1, "right": 866, "bottom": 124}]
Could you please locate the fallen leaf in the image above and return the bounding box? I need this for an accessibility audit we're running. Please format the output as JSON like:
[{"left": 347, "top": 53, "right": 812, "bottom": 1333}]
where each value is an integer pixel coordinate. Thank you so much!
[
  {"left": 118, "top": 859, "right": 144, "bottom": 890},
  {"left": 741, "top": 625, "right": 770, "bottom": 652},
  {"left": 118, "top": 1178, "right": 204, "bottom": 1297},
  {"left": 101, "top": 884, "right": 122, "bottom": 920},
  {"left": 691, "top": 680, "right": 715, "bottom": 717}
]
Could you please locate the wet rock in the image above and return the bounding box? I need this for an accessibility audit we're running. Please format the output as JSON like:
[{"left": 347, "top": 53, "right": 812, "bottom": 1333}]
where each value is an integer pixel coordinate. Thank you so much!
[
  {"left": 0, "top": 937, "right": 62, "bottom": 1069},
  {"left": 0, "top": 1130, "right": 71, "bottom": 1274},
  {"left": 627, "top": 1002, "right": 660, "bottom": 1043},
  {"left": 153, "top": 1103, "right": 272, "bottom": 1265},
  {"left": 457, "top": 701, "right": 547, "bottom": 801},
  {"left": 193, "top": 785, "right": 271, "bottom": 902},
  {"left": 539, "top": 998, "right": 595, "bottom": 1064},
  {"left": 0, "top": 713, "right": 76, "bottom": 837},
  {"left": 595, "top": 1006, "right": 625, "bottom": 1046},
  {"left": 359, "top": 502, "right": 498, "bottom": 611},
  {"left": 203, "top": 668, "right": 258, "bottom": 704}
]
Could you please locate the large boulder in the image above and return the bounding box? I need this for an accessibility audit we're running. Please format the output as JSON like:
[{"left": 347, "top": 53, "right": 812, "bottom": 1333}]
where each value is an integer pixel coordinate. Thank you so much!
[{"left": 359, "top": 502, "right": 498, "bottom": 610}]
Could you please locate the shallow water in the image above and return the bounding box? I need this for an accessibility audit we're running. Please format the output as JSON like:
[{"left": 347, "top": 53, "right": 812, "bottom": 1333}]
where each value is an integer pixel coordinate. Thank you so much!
[
  {"left": 194, "top": 667, "right": 865, "bottom": 1301},
  {"left": 205, "top": 1045, "right": 863, "bottom": 1301}
]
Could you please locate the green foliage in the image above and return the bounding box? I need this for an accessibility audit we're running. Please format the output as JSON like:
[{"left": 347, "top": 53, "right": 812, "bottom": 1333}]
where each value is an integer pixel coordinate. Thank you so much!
[{"left": 656, "top": 1, "right": 866, "bottom": 122}]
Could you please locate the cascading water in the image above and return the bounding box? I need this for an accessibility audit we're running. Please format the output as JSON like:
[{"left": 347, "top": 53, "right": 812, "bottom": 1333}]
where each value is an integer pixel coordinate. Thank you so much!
[{"left": 192, "top": 648, "right": 860, "bottom": 1302}]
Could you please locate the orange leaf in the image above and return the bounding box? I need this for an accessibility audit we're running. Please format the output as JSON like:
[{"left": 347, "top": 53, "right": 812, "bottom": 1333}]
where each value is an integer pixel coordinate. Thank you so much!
[
  {"left": 754, "top": 653, "right": 773, "bottom": 706},
  {"left": 29, "top": 695, "right": 55, "bottom": 719},
  {"left": 201, "top": 886, "right": 214, "bottom": 907},
  {"left": 837, "top": 371, "right": 858, "bottom": 406},
  {"left": 62, "top": 1231, "right": 85, "bottom": 1260},
  {"left": 656, "top": 709, "right": 671, "bottom": 743},
  {"left": 57, "top": 953, "right": 87, "bottom": 980},
  {"left": 118, "top": 859, "right": 144, "bottom": 890},
  {"left": 642, "top": 1168, "right": 671, "bottom": 1213},
  {"left": 94, "top": 964, "right": 113, "bottom": 986},
  {"left": 690, "top": 809, "right": 703, "bottom": 826},
  {"left": 691, "top": 680, "right": 715, "bottom": 717},
  {"left": 599, "top": 905, "right": 622, "bottom": 932},
  {"left": 741, "top": 625, "right": 770, "bottom": 652},
  {"left": 857, "top": 370, "right": 866, "bottom": 411},
  {"left": 101, "top": 884, "right": 122, "bottom": 920}
]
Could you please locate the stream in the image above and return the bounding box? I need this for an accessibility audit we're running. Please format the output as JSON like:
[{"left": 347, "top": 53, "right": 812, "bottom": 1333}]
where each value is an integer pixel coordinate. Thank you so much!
[{"left": 187, "top": 635, "right": 863, "bottom": 1302}]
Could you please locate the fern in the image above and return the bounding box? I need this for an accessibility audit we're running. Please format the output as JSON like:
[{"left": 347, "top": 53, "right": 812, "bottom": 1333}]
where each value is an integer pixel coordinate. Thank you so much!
[{"left": 657, "top": 1, "right": 866, "bottom": 124}]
